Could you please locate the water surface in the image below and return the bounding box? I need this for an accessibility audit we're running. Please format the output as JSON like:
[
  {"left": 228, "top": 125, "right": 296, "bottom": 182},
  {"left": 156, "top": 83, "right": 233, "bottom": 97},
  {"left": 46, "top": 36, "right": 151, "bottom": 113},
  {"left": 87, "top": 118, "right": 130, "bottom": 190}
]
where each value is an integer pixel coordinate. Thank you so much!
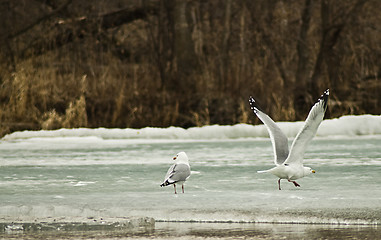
[{"left": 1, "top": 116, "right": 380, "bottom": 238}]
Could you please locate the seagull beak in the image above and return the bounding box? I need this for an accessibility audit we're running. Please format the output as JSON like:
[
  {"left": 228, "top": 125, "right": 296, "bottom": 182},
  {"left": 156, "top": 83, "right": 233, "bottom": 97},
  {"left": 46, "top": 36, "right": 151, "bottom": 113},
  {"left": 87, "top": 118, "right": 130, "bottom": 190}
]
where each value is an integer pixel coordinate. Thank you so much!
[
  {"left": 312, "top": 170, "right": 316, "bottom": 173},
  {"left": 173, "top": 156, "right": 177, "bottom": 160}
]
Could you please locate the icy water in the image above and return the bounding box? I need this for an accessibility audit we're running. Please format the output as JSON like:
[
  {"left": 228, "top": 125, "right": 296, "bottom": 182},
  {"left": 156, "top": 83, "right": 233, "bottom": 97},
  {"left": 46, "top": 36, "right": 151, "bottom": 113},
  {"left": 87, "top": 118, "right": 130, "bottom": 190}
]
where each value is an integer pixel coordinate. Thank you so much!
[{"left": 0, "top": 115, "right": 381, "bottom": 239}]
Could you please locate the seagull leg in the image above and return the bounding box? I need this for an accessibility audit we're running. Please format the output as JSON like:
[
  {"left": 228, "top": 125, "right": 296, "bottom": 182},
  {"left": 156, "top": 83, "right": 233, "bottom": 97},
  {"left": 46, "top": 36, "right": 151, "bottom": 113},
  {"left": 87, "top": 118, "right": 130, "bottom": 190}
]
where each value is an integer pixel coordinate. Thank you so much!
[
  {"left": 288, "top": 179, "right": 301, "bottom": 187},
  {"left": 278, "top": 179, "right": 282, "bottom": 190},
  {"left": 182, "top": 184, "right": 185, "bottom": 193},
  {"left": 174, "top": 184, "right": 177, "bottom": 194}
]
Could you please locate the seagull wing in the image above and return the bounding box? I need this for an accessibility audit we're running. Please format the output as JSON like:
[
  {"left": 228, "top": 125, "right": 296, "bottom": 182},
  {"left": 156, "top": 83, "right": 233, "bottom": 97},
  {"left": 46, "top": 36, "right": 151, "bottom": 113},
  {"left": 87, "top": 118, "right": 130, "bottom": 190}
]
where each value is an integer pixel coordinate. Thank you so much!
[
  {"left": 161, "top": 163, "right": 190, "bottom": 186},
  {"left": 164, "top": 164, "right": 176, "bottom": 181},
  {"left": 285, "top": 89, "right": 329, "bottom": 166},
  {"left": 249, "top": 97, "right": 289, "bottom": 165}
]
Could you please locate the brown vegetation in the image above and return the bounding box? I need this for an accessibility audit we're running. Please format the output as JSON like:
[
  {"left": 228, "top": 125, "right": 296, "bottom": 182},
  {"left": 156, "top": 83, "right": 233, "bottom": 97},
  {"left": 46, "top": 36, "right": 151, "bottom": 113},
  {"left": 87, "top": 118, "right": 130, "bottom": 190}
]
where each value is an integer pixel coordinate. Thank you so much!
[{"left": 0, "top": 0, "right": 380, "bottom": 136}]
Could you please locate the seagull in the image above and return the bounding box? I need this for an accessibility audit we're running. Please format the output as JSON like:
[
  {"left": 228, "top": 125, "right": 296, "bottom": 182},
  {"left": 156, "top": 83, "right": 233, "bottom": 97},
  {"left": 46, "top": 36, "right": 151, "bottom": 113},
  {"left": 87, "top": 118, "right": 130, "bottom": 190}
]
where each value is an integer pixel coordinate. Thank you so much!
[
  {"left": 160, "top": 152, "right": 191, "bottom": 194},
  {"left": 249, "top": 89, "right": 329, "bottom": 190}
]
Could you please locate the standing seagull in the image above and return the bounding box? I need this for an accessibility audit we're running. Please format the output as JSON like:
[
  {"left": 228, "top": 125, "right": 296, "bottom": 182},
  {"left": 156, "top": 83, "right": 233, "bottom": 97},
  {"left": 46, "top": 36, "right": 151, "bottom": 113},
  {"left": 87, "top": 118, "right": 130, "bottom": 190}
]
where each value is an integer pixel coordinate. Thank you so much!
[
  {"left": 249, "top": 89, "right": 329, "bottom": 190},
  {"left": 160, "top": 152, "right": 191, "bottom": 194}
]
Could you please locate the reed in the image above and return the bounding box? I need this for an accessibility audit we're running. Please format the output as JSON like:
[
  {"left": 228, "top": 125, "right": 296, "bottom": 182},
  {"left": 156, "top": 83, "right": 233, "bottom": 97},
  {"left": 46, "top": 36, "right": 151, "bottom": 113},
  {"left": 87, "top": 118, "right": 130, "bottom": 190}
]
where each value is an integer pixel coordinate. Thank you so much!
[{"left": 0, "top": 0, "right": 379, "bottom": 136}]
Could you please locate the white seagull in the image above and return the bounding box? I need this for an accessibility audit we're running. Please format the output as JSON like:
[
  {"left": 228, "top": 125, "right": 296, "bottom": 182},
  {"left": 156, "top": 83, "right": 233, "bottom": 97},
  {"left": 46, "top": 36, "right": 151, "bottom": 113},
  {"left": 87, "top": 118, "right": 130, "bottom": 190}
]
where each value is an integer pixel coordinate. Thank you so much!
[
  {"left": 160, "top": 152, "right": 191, "bottom": 194},
  {"left": 249, "top": 89, "right": 329, "bottom": 190}
]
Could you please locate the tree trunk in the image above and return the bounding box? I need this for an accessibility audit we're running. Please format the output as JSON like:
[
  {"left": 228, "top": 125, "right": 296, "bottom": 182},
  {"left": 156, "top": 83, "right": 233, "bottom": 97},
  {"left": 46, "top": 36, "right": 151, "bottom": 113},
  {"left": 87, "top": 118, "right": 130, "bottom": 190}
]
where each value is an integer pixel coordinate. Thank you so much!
[
  {"left": 294, "top": 0, "right": 313, "bottom": 119},
  {"left": 220, "top": 0, "right": 232, "bottom": 92},
  {"left": 311, "top": 0, "right": 367, "bottom": 97},
  {"left": 238, "top": 2, "right": 247, "bottom": 95},
  {"left": 172, "top": 0, "right": 198, "bottom": 93}
]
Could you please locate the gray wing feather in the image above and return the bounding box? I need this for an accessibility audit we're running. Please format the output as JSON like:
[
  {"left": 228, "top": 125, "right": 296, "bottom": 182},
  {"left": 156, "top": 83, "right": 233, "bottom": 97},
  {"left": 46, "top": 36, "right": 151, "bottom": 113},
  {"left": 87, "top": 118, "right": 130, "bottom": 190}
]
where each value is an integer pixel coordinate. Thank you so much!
[
  {"left": 249, "top": 97, "right": 289, "bottom": 165},
  {"left": 163, "top": 163, "right": 190, "bottom": 183},
  {"left": 285, "top": 89, "right": 329, "bottom": 165},
  {"left": 164, "top": 164, "right": 176, "bottom": 180}
]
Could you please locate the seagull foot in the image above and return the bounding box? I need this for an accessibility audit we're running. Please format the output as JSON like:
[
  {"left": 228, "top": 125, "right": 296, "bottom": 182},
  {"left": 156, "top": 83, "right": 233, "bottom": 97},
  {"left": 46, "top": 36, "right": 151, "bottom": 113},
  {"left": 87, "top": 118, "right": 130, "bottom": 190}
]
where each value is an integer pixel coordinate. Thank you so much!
[{"left": 288, "top": 180, "right": 300, "bottom": 187}]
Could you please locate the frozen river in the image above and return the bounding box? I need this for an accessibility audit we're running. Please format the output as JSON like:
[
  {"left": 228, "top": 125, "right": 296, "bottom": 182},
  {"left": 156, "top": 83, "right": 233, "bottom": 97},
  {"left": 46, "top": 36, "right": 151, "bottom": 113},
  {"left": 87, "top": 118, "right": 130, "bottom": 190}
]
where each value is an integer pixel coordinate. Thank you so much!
[{"left": 0, "top": 115, "right": 380, "bottom": 239}]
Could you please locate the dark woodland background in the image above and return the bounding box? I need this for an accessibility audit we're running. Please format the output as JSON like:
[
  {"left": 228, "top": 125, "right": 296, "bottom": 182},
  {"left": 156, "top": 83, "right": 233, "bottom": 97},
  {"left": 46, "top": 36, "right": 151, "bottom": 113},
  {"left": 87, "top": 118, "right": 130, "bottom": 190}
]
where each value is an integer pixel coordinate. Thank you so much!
[{"left": 0, "top": 0, "right": 380, "bottom": 136}]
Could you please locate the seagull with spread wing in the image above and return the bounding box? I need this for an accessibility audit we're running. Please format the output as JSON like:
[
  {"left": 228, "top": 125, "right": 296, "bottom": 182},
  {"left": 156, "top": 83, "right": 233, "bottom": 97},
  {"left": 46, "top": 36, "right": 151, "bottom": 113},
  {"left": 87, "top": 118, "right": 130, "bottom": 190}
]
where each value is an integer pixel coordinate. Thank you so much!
[
  {"left": 160, "top": 152, "right": 191, "bottom": 194},
  {"left": 249, "top": 89, "right": 329, "bottom": 190}
]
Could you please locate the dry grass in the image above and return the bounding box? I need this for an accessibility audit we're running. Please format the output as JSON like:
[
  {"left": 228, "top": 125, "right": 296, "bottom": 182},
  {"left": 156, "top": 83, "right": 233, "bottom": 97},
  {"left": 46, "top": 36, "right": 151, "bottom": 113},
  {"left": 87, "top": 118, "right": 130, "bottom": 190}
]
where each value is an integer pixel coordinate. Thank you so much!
[{"left": 0, "top": 0, "right": 380, "bottom": 136}]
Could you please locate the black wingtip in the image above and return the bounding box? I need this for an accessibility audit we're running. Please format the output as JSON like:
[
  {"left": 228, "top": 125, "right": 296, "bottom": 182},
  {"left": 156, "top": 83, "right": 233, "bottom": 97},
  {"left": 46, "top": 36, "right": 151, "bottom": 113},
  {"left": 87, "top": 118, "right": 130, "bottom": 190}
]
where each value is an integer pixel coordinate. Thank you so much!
[
  {"left": 160, "top": 181, "right": 169, "bottom": 187},
  {"left": 248, "top": 96, "right": 261, "bottom": 113},
  {"left": 318, "top": 89, "right": 329, "bottom": 110},
  {"left": 160, "top": 179, "right": 176, "bottom": 187}
]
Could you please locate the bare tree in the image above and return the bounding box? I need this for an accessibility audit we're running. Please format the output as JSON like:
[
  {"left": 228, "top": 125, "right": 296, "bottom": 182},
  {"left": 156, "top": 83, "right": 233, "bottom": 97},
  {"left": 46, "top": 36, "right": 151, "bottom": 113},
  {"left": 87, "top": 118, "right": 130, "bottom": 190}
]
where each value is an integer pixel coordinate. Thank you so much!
[{"left": 294, "top": 0, "right": 313, "bottom": 119}]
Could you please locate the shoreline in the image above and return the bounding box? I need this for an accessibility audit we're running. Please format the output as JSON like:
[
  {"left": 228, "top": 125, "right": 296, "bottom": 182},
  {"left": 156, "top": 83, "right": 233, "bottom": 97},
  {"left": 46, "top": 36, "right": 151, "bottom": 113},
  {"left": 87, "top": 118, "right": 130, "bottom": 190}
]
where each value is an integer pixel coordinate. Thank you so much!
[
  {"left": 156, "top": 219, "right": 379, "bottom": 226},
  {"left": 1, "top": 206, "right": 380, "bottom": 232},
  {"left": 0, "top": 217, "right": 155, "bottom": 233},
  {"left": 0, "top": 219, "right": 380, "bottom": 240}
]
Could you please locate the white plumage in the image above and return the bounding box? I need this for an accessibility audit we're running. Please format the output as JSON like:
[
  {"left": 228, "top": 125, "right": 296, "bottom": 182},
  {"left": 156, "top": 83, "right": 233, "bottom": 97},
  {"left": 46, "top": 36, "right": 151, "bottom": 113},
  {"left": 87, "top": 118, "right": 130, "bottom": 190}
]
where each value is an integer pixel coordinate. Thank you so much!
[
  {"left": 160, "top": 152, "right": 191, "bottom": 194},
  {"left": 249, "top": 89, "right": 329, "bottom": 190}
]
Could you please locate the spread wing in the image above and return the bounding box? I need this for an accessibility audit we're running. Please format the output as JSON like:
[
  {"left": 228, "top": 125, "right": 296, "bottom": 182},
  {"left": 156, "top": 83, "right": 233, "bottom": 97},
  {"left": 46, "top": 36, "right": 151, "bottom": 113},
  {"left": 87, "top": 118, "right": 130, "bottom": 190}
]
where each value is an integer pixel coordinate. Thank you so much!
[
  {"left": 285, "top": 89, "right": 329, "bottom": 166},
  {"left": 249, "top": 97, "right": 289, "bottom": 165}
]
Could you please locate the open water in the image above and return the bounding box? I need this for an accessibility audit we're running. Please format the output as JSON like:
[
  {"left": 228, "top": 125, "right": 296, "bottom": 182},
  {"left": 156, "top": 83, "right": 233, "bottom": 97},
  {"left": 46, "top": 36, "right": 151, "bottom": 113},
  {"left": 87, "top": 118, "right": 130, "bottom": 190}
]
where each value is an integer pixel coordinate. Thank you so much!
[{"left": 0, "top": 115, "right": 380, "bottom": 239}]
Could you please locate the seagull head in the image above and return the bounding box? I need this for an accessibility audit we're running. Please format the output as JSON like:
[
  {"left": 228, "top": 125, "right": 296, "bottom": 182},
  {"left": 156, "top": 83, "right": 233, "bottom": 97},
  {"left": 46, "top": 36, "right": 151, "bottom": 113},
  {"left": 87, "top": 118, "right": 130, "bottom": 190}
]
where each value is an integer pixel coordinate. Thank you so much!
[
  {"left": 173, "top": 152, "right": 189, "bottom": 164},
  {"left": 304, "top": 167, "right": 316, "bottom": 176}
]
